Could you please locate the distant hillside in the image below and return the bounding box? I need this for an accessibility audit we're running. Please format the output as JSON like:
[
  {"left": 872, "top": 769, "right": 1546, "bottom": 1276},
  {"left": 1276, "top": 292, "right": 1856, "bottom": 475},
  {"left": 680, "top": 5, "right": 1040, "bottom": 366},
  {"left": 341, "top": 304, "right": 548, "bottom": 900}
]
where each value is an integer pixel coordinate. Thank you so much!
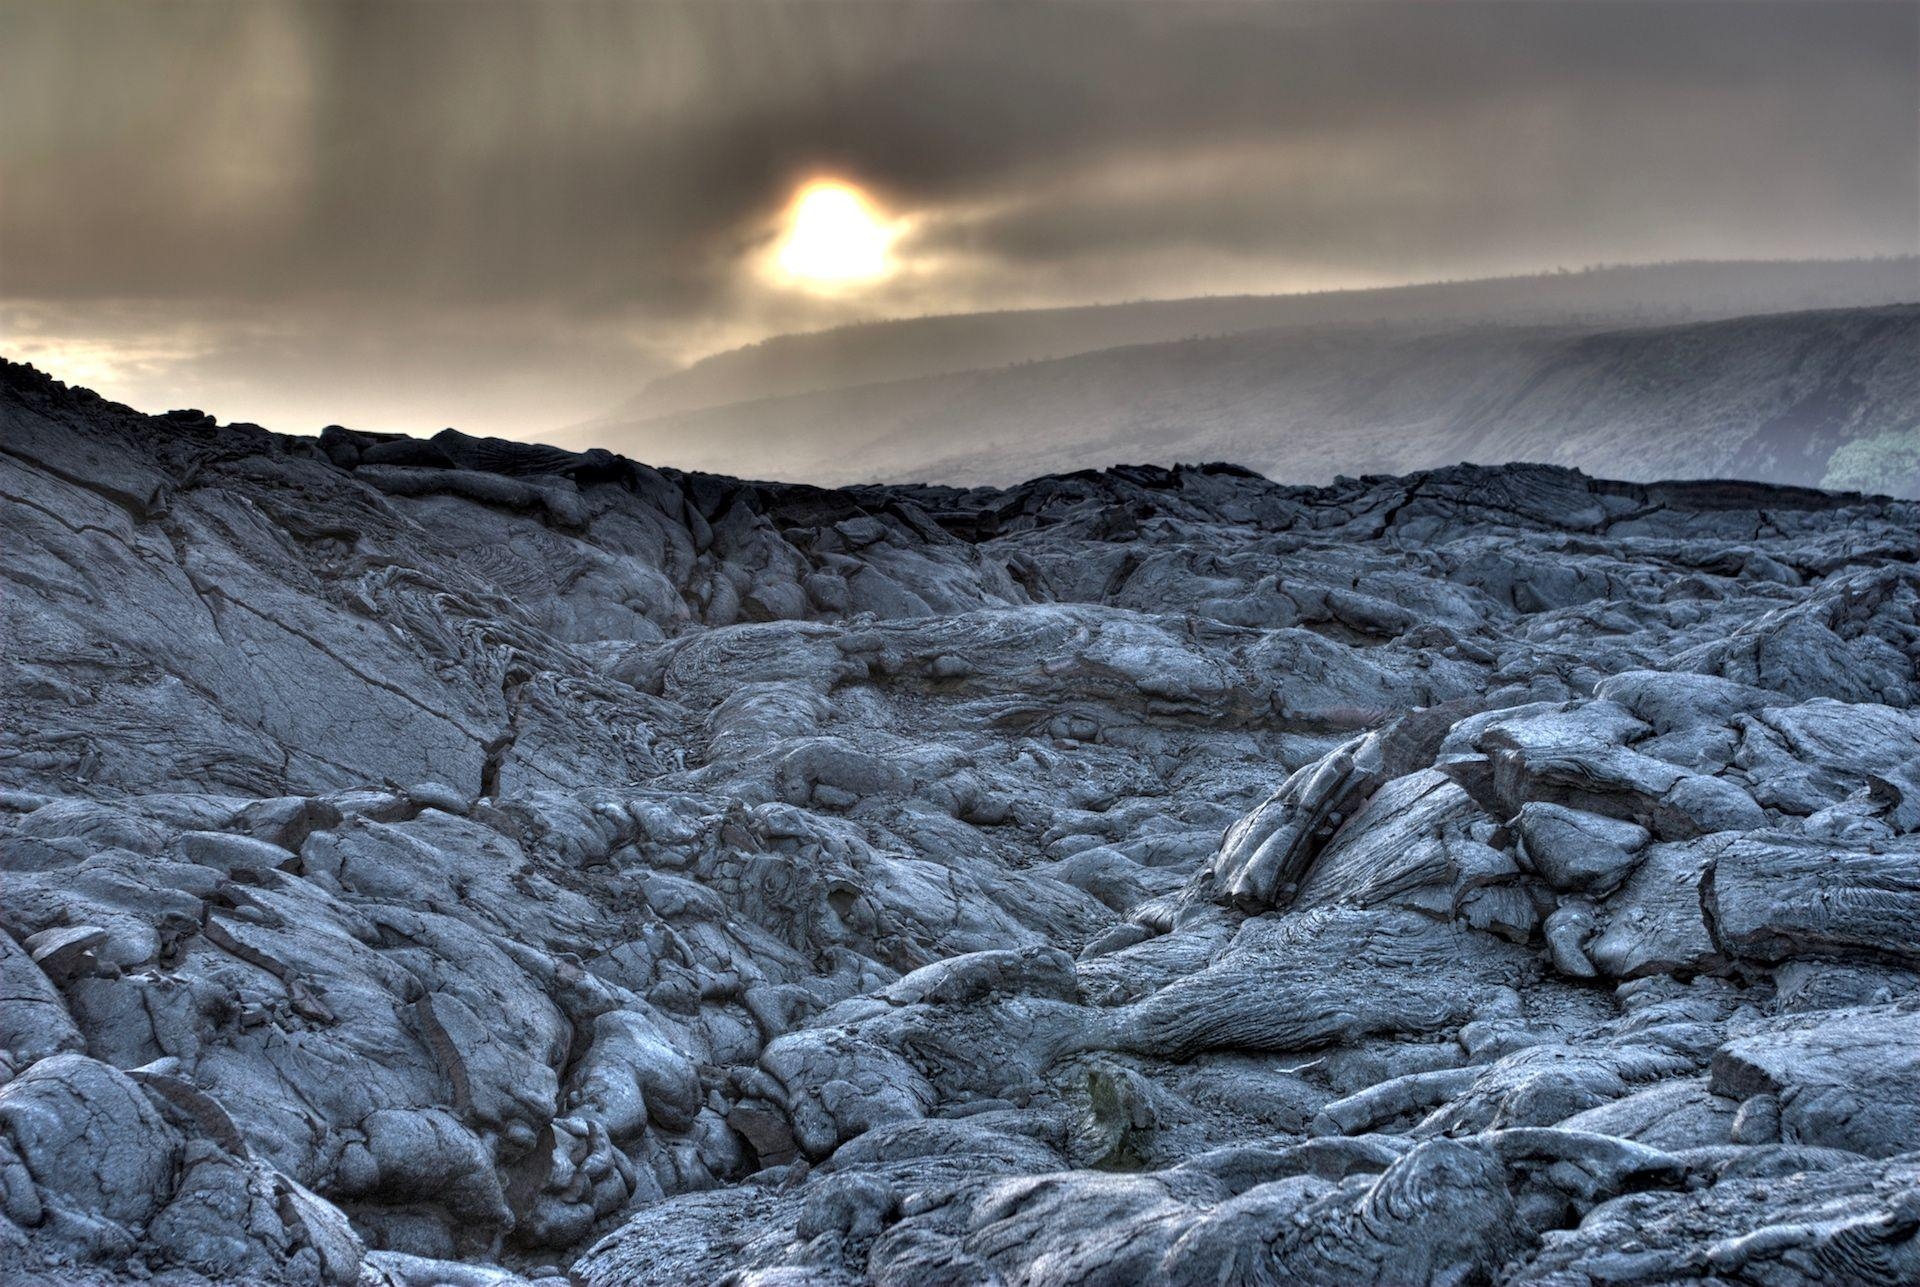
[
  {"left": 592, "top": 258, "right": 1919, "bottom": 422},
  {"left": 579, "top": 304, "right": 1920, "bottom": 495}
]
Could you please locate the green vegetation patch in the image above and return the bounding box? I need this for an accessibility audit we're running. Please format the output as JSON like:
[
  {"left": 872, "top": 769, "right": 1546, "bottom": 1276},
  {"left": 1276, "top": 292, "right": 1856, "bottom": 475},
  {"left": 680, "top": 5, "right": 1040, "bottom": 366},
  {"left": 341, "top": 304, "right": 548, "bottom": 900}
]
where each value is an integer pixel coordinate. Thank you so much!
[{"left": 1822, "top": 424, "right": 1920, "bottom": 495}]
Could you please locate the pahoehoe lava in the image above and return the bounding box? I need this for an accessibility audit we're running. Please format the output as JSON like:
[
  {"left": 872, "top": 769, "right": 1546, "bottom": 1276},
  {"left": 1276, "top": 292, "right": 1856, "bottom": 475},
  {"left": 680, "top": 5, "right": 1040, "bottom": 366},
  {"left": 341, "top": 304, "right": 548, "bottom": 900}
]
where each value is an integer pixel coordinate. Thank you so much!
[{"left": 4, "top": 358, "right": 1920, "bottom": 1286}]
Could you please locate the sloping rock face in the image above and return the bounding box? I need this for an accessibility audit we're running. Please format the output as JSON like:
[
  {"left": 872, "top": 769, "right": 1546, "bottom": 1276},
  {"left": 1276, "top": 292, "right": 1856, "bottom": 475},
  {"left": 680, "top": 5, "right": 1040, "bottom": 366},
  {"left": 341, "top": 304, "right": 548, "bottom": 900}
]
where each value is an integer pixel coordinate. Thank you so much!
[{"left": 4, "top": 357, "right": 1920, "bottom": 1286}]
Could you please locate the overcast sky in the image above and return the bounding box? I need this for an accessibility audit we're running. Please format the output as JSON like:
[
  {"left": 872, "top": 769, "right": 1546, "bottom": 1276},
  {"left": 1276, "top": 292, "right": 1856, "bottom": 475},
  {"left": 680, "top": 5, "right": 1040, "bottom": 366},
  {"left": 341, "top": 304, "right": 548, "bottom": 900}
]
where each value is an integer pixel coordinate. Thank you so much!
[{"left": 3, "top": 0, "right": 1916, "bottom": 437}]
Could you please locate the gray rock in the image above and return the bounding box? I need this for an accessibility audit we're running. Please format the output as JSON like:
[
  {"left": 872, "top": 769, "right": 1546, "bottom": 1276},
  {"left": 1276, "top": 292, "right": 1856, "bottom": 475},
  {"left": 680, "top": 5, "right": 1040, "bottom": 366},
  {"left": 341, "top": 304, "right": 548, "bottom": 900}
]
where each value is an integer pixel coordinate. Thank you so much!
[
  {"left": 0, "top": 1053, "right": 180, "bottom": 1229},
  {"left": 1515, "top": 801, "right": 1650, "bottom": 895},
  {"left": 1711, "top": 1007, "right": 1920, "bottom": 1157},
  {"left": 1710, "top": 833, "right": 1920, "bottom": 964},
  {"left": 7, "top": 366, "right": 1920, "bottom": 1285},
  {"left": 1587, "top": 841, "right": 1722, "bottom": 978}
]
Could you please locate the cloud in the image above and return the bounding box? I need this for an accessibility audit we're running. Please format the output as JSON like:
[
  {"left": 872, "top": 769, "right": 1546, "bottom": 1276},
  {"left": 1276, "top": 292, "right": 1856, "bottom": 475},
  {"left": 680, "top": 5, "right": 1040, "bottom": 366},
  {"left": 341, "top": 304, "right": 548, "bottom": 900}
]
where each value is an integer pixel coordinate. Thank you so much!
[
  {"left": 0, "top": 299, "right": 674, "bottom": 438},
  {"left": 1, "top": 0, "right": 1913, "bottom": 434}
]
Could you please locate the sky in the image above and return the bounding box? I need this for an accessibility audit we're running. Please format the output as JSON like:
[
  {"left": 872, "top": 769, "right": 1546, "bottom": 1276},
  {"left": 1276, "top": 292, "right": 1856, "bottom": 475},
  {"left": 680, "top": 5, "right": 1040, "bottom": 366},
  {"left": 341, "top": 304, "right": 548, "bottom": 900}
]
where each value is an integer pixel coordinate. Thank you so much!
[{"left": 2, "top": 0, "right": 1916, "bottom": 439}]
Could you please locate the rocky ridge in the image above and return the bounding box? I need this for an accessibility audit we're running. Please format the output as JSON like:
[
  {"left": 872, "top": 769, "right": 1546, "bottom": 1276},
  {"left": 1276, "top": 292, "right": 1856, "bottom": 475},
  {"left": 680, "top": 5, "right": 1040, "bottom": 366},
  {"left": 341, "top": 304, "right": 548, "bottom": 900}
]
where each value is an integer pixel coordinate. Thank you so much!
[{"left": 3, "top": 358, "right": 1920, "bottom": 1286}]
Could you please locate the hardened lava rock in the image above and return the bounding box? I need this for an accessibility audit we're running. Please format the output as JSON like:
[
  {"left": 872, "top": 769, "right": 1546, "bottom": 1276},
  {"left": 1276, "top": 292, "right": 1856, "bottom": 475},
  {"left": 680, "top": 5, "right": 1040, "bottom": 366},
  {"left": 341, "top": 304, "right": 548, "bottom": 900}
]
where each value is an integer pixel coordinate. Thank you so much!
[{"left": 3, "top": 358, "right": 1919, "bottom": 1285}]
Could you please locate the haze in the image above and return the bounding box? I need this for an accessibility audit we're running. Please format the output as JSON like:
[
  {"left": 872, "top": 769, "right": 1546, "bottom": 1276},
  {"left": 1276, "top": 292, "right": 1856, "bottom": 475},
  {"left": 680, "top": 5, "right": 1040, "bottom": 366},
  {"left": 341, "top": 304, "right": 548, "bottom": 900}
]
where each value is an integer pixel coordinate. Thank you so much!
[{"left": 1, "top": 0, "right": 1916, "bottom": 448}]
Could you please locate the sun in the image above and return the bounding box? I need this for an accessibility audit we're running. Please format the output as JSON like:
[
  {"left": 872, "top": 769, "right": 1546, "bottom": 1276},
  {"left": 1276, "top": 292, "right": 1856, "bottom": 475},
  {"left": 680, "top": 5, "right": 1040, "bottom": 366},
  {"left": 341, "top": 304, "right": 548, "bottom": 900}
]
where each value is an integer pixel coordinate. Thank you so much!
[{"left": 772, "top": 179, "right": 897, "bottom": 287}]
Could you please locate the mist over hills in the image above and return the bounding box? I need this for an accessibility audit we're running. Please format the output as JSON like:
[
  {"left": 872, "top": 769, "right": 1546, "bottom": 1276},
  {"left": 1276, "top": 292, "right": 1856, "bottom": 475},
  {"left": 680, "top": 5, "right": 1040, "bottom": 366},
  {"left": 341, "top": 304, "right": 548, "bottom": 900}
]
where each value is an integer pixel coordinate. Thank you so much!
[
  {"left": 572, "top": 297, "right": 1920, "bottom": 496},
  {"left": 585, "top": 258, "right": 1918, "bottom": 427}
]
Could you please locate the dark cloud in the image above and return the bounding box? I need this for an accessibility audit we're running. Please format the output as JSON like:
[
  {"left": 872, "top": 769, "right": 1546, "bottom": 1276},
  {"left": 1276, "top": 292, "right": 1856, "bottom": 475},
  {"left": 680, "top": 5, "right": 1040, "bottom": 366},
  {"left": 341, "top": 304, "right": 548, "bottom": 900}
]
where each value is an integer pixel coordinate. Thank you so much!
[{"left": 0, "top": 1, "right": 1913, "bottom": 436}]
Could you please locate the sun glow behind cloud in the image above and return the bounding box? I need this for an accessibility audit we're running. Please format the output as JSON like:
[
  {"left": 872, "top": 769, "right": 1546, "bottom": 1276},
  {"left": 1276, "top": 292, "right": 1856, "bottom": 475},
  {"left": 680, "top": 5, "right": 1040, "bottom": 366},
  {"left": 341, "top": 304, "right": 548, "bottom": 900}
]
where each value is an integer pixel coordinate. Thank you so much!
[{"left": 768, "top": 180, "right": 902, "bottom": 291}]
